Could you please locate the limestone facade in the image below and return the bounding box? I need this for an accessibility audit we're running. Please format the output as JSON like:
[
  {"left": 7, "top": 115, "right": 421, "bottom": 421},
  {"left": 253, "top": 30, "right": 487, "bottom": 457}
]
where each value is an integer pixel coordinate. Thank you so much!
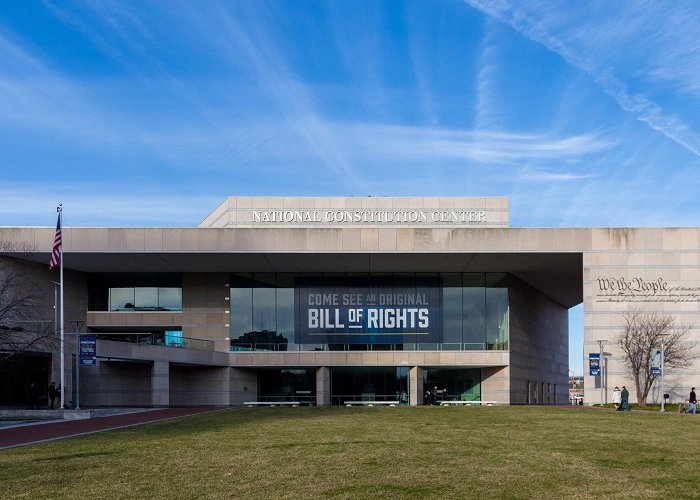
[{"left": 2, "top": 198, "right": 698, "bottom": 407}]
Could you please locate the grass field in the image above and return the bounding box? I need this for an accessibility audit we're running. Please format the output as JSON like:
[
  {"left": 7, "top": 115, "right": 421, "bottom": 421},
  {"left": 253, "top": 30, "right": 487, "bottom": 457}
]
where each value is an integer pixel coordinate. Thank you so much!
[{"left": 1, "top": 406, "right": 698, "bottom": 499}]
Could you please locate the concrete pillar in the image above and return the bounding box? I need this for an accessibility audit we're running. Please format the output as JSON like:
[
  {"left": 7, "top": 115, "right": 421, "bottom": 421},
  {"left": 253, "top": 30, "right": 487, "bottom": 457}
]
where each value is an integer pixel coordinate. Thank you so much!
[
  {"left": 481, "top": 366, "right": 510, "bottom": 405},
  {"left": 229, "top": 368, "right": 257, "bottom": 406},
  {"left": 410, "top": 366, "right": 423, "bottom": 406},
  {"left": 316, "top": 366, "right": 331, "bottom": 406},
  {"left": 151, "top": 361, "right": 170, "bottom": 407}
]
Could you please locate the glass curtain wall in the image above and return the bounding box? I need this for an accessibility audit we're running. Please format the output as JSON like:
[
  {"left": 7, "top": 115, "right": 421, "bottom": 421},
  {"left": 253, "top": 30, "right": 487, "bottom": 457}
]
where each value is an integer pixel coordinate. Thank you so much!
[
  {"left": 87, "top": 273, "right": 182, "bottom": 311},
  {"left": 423, "top": 368, "right": 481, "bottom": 403},
  {"left": 331, "top": 367, "right": 409, "bottom": 406},
  {"left": 258, "top": 368, "right": 316, "bottom": 404},
  {"left": 229, "top": 273, "right": 509, "bottom": 352}
]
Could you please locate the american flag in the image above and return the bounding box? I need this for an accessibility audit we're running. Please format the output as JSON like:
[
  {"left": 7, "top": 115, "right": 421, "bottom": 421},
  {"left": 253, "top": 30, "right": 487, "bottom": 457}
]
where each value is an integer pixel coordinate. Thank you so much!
[{"left": 49, "top": 210, "right": 62, "bottom": 270}]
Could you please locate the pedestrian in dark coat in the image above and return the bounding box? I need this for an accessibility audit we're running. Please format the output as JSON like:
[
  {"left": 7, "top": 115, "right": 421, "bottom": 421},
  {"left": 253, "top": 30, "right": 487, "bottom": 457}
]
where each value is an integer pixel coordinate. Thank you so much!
[
  {"left": 48, "top": 382, "right": 57, "bottom": 409},
  {"left": 620, "top": 386, "right": 630, "bottom": 412},
  {"left": 29, "top": 382, "right": 40, "bottom": 410},
  {"left": 686, "top": 387, "right": 697, "bottom": 414}
]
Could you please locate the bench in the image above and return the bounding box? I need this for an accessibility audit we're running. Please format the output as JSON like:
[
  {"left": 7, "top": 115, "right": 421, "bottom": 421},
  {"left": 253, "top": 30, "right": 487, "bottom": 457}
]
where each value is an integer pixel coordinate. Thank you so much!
[
  {"left": 344, "top": 401, "right": 400, "bottom": 407},
  {"left": 440, "top": 400, "right": 497, "bottom": 406},
  {"left": 243, "top": 401, "right": 310, "bottom": 407}
]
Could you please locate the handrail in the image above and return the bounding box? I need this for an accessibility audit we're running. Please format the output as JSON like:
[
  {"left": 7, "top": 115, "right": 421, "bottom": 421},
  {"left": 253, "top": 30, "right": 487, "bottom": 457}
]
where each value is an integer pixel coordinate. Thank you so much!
[
  {"left": 96, "top": 333, "right": 214, "bottom": 351},
  {"left": 230, "top": 342, "right": 508, "bottom": 352}
]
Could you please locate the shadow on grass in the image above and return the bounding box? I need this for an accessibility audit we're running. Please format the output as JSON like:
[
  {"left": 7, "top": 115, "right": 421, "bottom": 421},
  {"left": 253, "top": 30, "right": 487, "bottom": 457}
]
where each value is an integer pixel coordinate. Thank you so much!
[{"left": 34, "top": 451, "right": 115, "bottom": 462}]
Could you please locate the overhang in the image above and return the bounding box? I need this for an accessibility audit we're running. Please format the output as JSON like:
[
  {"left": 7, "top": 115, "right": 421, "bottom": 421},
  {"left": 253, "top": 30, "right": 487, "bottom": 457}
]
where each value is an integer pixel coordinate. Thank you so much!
[{"left": 21, "top": 250, "right": 582, "bottom": 308}]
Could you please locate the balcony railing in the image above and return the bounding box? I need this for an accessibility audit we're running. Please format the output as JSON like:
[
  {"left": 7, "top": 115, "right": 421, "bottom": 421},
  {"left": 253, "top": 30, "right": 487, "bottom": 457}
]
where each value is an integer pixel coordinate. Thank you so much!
[
  {"left": 230, "top": 342, "right": 508, "bottom": 352},
  {"left": 97, "top": 333, "right": 214, "bottom": 351}
]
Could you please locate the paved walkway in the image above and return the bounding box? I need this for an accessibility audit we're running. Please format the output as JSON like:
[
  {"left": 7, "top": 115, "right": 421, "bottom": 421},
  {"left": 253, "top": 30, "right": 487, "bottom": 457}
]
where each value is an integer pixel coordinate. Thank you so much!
[{"left": 0, "top": 407, "right": 220, "bottom": 449}]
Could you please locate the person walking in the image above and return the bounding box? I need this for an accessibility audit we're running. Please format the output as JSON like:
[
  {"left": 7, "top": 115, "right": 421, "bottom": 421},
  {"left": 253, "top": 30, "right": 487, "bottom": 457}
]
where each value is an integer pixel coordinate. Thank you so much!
[
  {"left": 686, "top": 387, "right": 697, "bottom": 414},
  {"left": 612, "top": 386, "right": 621, "bottom": 409},
  {"left": 29, "top": 382, "right": 40, "bottom": 410},
  {"left": 620, "top": 386, "right": 630, "bottom": 412},
  {"left": 47, "top": 382, "right": 57, "bottom": 409}
]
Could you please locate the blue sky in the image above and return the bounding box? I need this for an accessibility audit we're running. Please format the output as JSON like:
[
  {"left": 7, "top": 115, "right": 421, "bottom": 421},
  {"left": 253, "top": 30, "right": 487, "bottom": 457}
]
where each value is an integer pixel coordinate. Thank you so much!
[{"left": 2, "top": 1, "right": 700, "bottom": 374}]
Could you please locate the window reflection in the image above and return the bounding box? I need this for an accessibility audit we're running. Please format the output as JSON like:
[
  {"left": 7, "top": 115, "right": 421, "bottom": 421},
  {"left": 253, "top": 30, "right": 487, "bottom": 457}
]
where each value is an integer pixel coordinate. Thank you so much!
[
  {"left": 229, "top": 273, "right": 509, "bottom": 352},
  {"left": 331, "top": 367, "right": 409, "bottom": 405},
  {"left": 108, "top": 287, "right": 182, "bottom": 311}
]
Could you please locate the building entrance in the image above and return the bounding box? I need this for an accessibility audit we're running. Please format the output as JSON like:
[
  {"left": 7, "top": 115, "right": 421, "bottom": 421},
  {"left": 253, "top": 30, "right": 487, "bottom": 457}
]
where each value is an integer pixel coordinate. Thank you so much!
[
  {"left": 0, "top": 353, "right": 51, "bottom": 406},
  {"left": 330, "top": 367, "right": 409, "bottom": 406},
  {"left": 258, "top": 368, "right": 316, "bottom": 404},
  {"left": 423, "top": 368, "right": 481, "bottom": 405}
]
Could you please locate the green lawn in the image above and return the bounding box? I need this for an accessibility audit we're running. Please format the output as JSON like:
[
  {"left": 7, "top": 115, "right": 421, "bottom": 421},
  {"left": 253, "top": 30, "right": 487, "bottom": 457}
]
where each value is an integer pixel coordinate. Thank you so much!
[{"left": 1, "top": 406, "right": 698, "bottom": 499}]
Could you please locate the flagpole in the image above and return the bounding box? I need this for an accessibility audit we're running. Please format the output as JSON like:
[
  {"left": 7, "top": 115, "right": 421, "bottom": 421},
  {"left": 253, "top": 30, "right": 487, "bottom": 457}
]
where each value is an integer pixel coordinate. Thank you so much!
[{"left": 58, "top": 205, "right": 65, "bottom": 409}]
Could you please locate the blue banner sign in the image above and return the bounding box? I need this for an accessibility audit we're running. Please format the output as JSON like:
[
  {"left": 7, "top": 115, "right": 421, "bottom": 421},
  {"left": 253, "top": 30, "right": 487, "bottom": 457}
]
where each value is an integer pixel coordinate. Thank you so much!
[
  {"left": 651, "top": 349, "right": 661, "bottom": 376},
  {"left": 589, "top": 352, "right": 600, "bottom": 376},
  {"left": 80, "top": 335, "right": 96, "bottom": 366},
  {"left": 296, "top": 277, "right": 442, "bottom": 344}
]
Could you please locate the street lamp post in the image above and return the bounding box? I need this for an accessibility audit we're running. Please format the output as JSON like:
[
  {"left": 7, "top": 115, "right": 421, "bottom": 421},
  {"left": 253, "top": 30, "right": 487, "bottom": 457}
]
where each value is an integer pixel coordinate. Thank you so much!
[
  {"left": 597, "top": 339, "right": 608, "bottom": 405},
  {"left": 49, "top": 281, "right": 62, "bottom": 407},
  {"left": 660, "top": 336, "right": 666, "bottom": 413},
  {"left": 69, "top": 320, "right": 85, "bottom": 410},
  {"left": 51, "top": 281, "right": 60, "bottom": 335}
]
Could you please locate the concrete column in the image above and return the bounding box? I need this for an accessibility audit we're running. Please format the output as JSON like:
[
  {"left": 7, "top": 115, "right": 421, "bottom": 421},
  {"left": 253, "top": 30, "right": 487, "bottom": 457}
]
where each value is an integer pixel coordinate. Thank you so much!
[
  {"left": 410, "top": 366, "right": 423, "bottom": 406},
  {"left": 316, "top": 367, "right": 331, "bottom": 406},
  {"left": 481, "top": 366, "right": 510, "bottom": 405},
  {"left": 229, "top": 368, "right": 257, "bottom": 406},
  {"left": 151, "top": 361, "right": 170, "bottom": 407}
]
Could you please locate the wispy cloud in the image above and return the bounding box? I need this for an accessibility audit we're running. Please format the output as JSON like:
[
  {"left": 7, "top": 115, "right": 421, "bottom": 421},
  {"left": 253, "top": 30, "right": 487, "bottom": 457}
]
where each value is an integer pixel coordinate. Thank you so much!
[
  {"left": 342, "top": 123, "right": 613, "bottom": 163},
  {"left": 4, "top": 3, "right": 369, "bottom": 189},
  {"left": 474, "top": 19, "right": 501, "bottom": 131},
  {"left": 464, "top": 0, "right": 700, "bottom": 158}
]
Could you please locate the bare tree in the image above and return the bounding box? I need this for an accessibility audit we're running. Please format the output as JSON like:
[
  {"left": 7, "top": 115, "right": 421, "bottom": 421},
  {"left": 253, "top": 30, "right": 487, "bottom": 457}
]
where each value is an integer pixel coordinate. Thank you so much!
[
  {"left": 616, "top": 309, "right": 695, "bottom": 406},
  {"left": 0, "top": 232, "right": 57, "bottom": 360}
]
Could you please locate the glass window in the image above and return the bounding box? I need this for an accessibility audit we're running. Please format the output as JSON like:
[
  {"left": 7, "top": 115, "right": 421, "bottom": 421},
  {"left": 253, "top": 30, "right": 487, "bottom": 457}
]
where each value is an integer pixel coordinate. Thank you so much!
[
  {"left": 88, "top": 273, "right": 182, "bottom": 311},
  {"left": 276, "top": 288, "right": 294, "bottom": 351},
  {"left": 165, "top": 330, "right": 183, "bottom": 347},
  {"left": 258, "top": 368, "right": 316, "bottom": 403},
  {"left": 228, "top": 272, "right": 510, "bottom": 352},
  {"left": 424, "top": 368, "right": 481, "bottom": 403},
  {"left": 463, "top": 274, "right": 485, "bottom": 350},
  {"left": 230, "top": 286, "right": 252, "bottom": 347},
  {"left": 253, "top": 287, "right": 276, "bottom": 333},
  {"left": 442, "top": 274, "right": 462, "bottom": 346},
  {"left": 331, "top": 367, "right": 409, "bottom": 405},
  {"left": 486, "top": 274, "right": 508, "bottom": 350},
  {"left": 109, "top": 288, "right": 135, "bottom": 311},
  {"left": 134, "top": 287, "right": 158, "bottom": 309},
  {"left": 158, "top": 288, "right": 182, "bottom": 311}
]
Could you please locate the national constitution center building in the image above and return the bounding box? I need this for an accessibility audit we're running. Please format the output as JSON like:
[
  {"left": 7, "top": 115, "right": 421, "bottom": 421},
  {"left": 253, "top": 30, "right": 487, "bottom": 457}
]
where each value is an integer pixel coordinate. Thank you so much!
[{"left": 3, "top": 197, "right": 699, "bottom": 407}]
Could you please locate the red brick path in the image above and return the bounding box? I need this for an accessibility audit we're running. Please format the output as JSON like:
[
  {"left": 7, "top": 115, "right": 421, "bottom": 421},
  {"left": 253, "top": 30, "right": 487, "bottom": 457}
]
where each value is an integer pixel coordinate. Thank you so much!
[{"left": 0, "top": 407, "right": 219, "bottom": 449}]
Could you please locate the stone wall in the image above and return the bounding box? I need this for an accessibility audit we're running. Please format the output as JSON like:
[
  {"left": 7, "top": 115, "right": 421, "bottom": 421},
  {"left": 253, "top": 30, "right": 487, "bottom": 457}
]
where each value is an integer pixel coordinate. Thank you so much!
[{"left": 508, "top": 276, "right": 569, "bottom": 404}]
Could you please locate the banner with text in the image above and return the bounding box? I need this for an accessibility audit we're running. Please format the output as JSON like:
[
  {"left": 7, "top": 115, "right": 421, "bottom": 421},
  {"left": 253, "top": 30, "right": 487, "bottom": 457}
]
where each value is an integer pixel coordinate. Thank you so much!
[
  {"left": 295, "top": 278, "right": 442, "bottom": 344},
  {"left": 589, "top": 352, "right": 600, "bottom": 376},
  {"left": 80, "top": 335, "right": 97, "bottom": 366}
]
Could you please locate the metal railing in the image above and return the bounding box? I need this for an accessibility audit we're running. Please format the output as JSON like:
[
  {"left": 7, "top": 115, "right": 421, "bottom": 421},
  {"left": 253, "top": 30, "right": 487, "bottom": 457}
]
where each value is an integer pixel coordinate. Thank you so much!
[
  {"left": 230, "top": 342, "right": 507, "bottom": 352},
  {"left": 97, "top": 333, "right": 214, "bottom": 351}
]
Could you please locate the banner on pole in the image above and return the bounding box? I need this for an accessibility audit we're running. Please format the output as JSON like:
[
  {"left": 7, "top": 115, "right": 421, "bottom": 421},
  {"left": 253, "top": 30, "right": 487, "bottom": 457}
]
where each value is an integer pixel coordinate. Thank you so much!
[
  {"left": 80, "top": 335, "right": 96, "bottom": 366},
  {"left": 589, "top": 352, "right": 600, "bottom": 376},
  {"left": 651, "top": 349, "right": 662, "bottom": 375}
]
